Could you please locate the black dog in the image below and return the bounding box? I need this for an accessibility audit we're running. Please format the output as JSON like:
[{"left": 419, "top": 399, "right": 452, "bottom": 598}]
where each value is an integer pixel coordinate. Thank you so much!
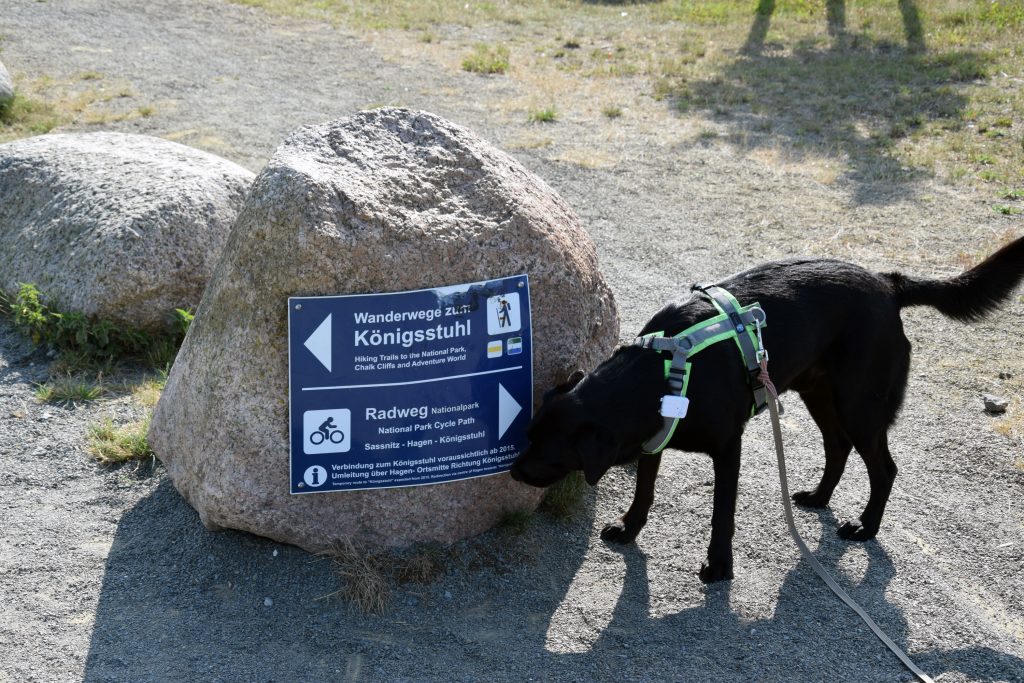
[{"left": 511, "top": 237, "right": 1024, "bottom": 582}]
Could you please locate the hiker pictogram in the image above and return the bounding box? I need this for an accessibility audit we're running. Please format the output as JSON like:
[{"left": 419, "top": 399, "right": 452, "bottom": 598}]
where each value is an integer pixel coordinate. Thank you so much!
[
  {"left": 486, "top": 292, "right": 521, "bottom": 334},
  {"left": 496, "top": 296, "right": 513, "bottom": 328}
]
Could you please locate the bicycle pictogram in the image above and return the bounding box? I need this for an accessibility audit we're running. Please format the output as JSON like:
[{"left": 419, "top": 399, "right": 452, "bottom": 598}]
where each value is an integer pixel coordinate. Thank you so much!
[{"left": 310, "top": 416, "right": 345, "bottom": 445}]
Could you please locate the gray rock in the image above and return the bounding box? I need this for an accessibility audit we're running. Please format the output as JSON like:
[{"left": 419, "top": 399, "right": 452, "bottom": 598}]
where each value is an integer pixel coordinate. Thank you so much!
[
  {"left": 0, "top": 61, "right": 13, "bottom": 105},
  {"left": 0, "top": 132, "right": 254, "bottom": 330},
  {"left": 983, "top": 393, "right": 1008, "bottom": 414},
  {"left": 149, "top": 108, "right": 619, "bottom": 551}
]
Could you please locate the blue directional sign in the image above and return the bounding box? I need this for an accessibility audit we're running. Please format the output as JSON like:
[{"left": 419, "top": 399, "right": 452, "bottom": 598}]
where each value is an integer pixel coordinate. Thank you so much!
[{"left": 287, "top": 275, "right": 533, "bottom": 494}]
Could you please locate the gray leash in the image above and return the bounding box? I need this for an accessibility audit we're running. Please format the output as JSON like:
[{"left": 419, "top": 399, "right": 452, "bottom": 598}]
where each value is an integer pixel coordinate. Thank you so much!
[{"left": 756, "top": 349, "right": 935, "bottom": 683}]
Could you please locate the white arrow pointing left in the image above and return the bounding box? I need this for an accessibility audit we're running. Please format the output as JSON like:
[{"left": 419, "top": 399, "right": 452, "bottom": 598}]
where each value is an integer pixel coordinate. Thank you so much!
[{"left": 304, "top": 314, "right": 332, "bottom": 372}]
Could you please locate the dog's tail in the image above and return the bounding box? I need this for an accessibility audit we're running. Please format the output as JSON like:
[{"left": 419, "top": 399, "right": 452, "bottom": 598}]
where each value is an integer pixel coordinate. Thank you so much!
[{"left": 884, "top": 235, "right": 1024, "bottom": 322}]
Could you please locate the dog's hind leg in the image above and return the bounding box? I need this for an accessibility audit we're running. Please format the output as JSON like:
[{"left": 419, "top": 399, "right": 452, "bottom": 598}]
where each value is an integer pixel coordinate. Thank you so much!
[
  {"left": 838, "top": 431, "right": 898, "bottom": 541},
  {"left": 793, "top": 384, "right": 853, "bottom": 509},
  {"left": 600, "top": 453, "right": 662, "bottom": 544},
  {"left": 832, "top": 327, "right": 910, "bottom": 541},
  {"left": 700, "top": 436, "right": 742, "bottom": 583}
]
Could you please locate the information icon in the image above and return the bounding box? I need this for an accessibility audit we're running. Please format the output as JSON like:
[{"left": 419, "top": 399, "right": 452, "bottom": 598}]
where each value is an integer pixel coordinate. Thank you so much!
[{"left": 303, "top": 465, "right": 328, "bottom": 488}]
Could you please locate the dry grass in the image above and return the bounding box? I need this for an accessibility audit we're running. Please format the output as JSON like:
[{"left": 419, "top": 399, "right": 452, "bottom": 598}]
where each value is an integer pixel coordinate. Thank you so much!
[
  {"left": 232, "top": 0, "right": 1024, "bottom": 207},
  {"left": 323, "top": 540, "right": 391, "bottom": 614},
  {"left": 395, "top": 544, "right": 445, "bottom": 584},
  {"left": 130, "top": 378, "right": 165, "bottom": 409},
  {"left": 956, "top": 228, "right": 1022, "bottom": 269},
  {"left": 319, "top": 540, "right": 449, "bottom": 613},
  {"left": 0, "top": 72, "right": 153, "bottom": 143}
]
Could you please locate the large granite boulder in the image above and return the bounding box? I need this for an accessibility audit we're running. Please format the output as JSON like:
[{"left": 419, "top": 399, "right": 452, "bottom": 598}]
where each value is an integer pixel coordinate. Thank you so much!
[
  {"left": 0, "top": 61, "right": 13, "bottom": 106},
  {"left": 0, "top": 132, "right": 254, "bottom": 330},
  {"left": 149, "top": 108, "right": 619, "bottom": 551}
]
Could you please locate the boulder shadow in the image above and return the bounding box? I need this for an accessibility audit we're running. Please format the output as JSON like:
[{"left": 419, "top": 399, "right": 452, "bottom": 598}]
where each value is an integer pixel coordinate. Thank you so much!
[{"left": 82, "top": 477, "right": 599, "bottom": 682}]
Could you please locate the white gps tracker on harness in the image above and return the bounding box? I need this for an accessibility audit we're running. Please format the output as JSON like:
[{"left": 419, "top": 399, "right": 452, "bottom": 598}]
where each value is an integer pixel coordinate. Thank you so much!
[{"left": 660, "top": 395, "right": 690, "bottom": 419}]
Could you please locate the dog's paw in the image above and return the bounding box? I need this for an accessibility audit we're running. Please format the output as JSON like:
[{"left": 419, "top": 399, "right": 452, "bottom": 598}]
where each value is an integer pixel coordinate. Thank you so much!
[
  {"left": 698, "top": 561, "right": 734, "bottom": 584},
  {"left": 837, "top": 521, "right": 878, "bottom": 541},
  {"left": 600, "top": 519, "right": 640, "bottom": 545},
  {"left": 792, "top": 490, "right": 830, "bottom": 509}
]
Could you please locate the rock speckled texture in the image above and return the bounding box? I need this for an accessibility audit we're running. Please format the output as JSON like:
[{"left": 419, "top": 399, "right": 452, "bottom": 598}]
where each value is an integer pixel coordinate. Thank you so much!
[
  {"left": 149, "top": 109, "right": 619, "bottom": 550},
  {"left": 0, "top": 132, "right": 254, "bottom": 329}
]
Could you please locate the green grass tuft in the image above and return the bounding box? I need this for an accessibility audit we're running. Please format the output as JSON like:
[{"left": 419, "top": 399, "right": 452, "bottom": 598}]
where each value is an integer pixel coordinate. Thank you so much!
[
  {"left": 87, "top": 416, "right": 153, "bottom": 464},
  {"left": 462, "top": 43, "right": 510, "bottom": 75},
  {"left": 528, "top": 106, "right": 557, "bottom": 123},
  {"left": 601, "top": 104, "right": 623, "bottom": 119},
  {"left": 0, "top": 94, "right": 62, "bottom": 140},
  {"left": 498, "top": 508, "right": 533, "bottom": 535},
  {"left": 538, "top": 470, "right": 587, "bottom": 520},
  {"left": 35, "top": 375, "right": 106, "bottom": 404}
]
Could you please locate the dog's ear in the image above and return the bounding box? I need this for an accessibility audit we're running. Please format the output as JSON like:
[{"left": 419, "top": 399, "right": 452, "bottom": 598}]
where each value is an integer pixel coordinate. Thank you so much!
[
  {"left": 576, "top": 422, "right": 618, "bottom": 486},
  {"left": 543, "top": 369, "right": 586, "bottom": 403}
]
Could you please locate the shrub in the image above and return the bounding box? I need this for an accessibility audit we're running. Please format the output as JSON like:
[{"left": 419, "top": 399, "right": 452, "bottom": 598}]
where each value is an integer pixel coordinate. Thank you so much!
[{"left": 0, "top": 283, "right": 192, "bottom": 369}]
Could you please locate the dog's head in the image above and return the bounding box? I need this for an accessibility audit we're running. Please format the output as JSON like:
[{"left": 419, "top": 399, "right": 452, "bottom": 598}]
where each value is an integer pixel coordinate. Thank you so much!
[{"left": 510, "top": 347, "right": 665, "bottom": 488}]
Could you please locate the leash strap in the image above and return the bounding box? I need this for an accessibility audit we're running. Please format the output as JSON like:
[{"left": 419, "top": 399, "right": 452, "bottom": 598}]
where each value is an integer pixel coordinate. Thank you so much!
[{"left": 757, "top": 355, "right": 935, "bottom": 683}]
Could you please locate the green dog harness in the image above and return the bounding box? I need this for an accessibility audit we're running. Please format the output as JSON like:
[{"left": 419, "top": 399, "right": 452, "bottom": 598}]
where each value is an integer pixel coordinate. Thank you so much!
[{"left": 634, "top": 284, "right": 772, "bottom": 455}]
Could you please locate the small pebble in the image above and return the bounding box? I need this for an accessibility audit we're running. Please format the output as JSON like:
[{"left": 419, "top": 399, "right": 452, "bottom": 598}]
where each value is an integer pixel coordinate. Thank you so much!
[
  {"left": 263, "top": 597, "right": 273, "bottom": 607},
  {"left": 983, "top": 393, "right": 1008, "bottom": 414},
  {"left": 272, "top": 549, "right": 278, "bottom": 557},
  {"left": 444, "top": 590, "right": 452, "bottom": 600}
]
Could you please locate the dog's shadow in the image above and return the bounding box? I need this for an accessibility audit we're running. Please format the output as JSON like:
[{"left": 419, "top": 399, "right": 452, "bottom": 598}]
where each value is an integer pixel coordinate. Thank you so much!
[{"left": 555, "top": 507, "right": 1024, "bottom": 683}]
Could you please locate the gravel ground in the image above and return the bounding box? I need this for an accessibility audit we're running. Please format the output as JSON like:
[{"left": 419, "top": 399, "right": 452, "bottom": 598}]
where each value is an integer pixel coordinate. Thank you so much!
[{"left": 1, "top": 1, "right": 1022, "bottom": 682}]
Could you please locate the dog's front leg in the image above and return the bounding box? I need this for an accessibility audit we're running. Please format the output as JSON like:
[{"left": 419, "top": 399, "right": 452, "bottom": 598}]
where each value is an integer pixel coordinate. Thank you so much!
[
  {"left": 700, "top": 437, "right": 742, "bottom": 583},
  {"left": 600, "top": 453, "right": 662, "bottom": 544}
]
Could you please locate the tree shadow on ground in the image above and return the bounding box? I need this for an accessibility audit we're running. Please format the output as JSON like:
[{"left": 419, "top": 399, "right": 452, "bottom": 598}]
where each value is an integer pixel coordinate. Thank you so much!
[
  {"left": 83, "top": 479, "right": 1024, "bottom": 682},
  {"left": 667, "top": 1, "right": 990, "bottom": 205}
]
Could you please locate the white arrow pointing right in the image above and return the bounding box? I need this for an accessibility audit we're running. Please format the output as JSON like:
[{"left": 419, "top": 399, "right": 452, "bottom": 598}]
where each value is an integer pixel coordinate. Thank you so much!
[{"left": 498, "top": 383, "right": 522, "bottom": 440}]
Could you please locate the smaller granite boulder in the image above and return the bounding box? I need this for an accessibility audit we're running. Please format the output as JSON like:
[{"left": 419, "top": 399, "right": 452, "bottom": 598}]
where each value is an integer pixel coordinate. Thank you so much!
[
  {"left": 0, "top": 61, "right": 13, "bottom": 105},
  {"left": 0, "top": 132, "right": 254, "bottom": 330}
]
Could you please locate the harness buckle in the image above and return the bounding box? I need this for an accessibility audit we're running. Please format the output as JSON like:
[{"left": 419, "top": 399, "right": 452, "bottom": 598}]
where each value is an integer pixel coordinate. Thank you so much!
[{"left": 754, "top": 316, "right": 769, "bottom": 363}]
